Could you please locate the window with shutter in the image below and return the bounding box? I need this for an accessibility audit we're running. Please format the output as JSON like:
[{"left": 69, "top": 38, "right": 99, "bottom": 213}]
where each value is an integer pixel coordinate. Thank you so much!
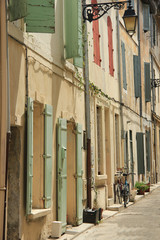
[
  {"left": 64, "top": 0, "right": 83, "bottom": 68},
  {"left": 144, "top": 62, "right": 151, "bottom": 102},
  {"left": 107, "top": 16, "right": 114, "bottom": 77},
  {"left": 8, "top": 0, "right": 55, "bottom": 34},
  {"left": 92, "top": 0, "right": 101, "bottom": 66},
  {"left": 136, "top": 133, "right": 145, "bottom": 175},
  {"left": 133, "top": 55, "right": 140, "bottom": 98},
  {"left": 121, "top": 41, "right": 127, "bottom": 90},
  {"left": 26, "top": 99, "right": 53, "bottom": 215},
  {"left": 143, "top": 3, "right": 150, "bottom": 32}
]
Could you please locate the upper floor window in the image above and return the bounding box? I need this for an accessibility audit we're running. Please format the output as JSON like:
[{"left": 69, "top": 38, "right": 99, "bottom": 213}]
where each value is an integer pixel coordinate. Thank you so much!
[
  {"left": 92, "top": 0, "right": 101, "bottom": 66},
  {"left": 107, "top": 16, "right": 114, "bottom": 77}
]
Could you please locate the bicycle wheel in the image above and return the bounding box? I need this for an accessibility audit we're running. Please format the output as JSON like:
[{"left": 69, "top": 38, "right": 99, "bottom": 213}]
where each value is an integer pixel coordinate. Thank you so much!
[
  {"left": 123, "top": 186, "right": 129, "bottom": 207},
  {"left": 117, "top": 185, "right": 122, "bottom": 204}
]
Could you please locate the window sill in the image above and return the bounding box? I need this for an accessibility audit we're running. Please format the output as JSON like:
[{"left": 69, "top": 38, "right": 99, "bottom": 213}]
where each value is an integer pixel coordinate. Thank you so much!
[
  {"left": 95, "top": 174, "right": 107, "bottom": 187},
  {"left": 28, "top": 208, "right": 51, "bottom": 220}
]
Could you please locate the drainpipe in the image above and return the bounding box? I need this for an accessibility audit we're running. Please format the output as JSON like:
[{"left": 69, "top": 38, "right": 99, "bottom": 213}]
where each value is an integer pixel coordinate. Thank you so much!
[
  {"left": 137, "top": 0, "right": 142, "bottom": 119},
  {"left": 82, "top": 0, "right": 91, "bottom": 209},
  {"left": 116, "top": 9, "right": 125, "bottom": 167},
  {"left": 3, "top": 1, "right": 11, "bottom": 239}
]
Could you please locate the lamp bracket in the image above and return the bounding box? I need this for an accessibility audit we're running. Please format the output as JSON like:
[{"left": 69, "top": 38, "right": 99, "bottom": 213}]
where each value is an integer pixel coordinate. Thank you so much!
[
  {"left": 151, "top": 79, "right": 160, "bottom": 88},
  {"left": 83, "top": 1, "right": 129, "bottom": 22}
]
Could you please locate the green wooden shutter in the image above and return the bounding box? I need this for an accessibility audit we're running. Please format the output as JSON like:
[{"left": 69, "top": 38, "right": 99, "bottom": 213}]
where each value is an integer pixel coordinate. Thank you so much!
[
  {"left": 76, "top": 123, "right": 83, "bottom": 225},
  {"left": 8, "top": 0, "right": 27, "bottom": 21},
  {"left": 144, "top": 62, "right": 151, "bottom": 102},
  {"left": 136, "top": 133, "right": 145, "bottom": 175},
  {"left": 44, "top": 105, "right": 53, "bottom": 208},
  {"left": 64, "top": 0, "right": 83, "bottom": 67},
  {"left": 121, "top": 41, "right": 127, "bottom": 90},
  {"left": 26, "top": 0, "right": 55, "bottom": 33},
  {"left": 146, "top": 131, "right": 151, "bottom": 172},
  {"left": 133, "top": 55, "right": 140, "bottom": 98},
  {"left": 143, "top": 4, "right": 150, "bottom": 32},
  {"left": 26, "top": 97, "right": 33, "bottom": 215},
  {"left": 57, "top": 118, "right": 67, "bottom": 234}
]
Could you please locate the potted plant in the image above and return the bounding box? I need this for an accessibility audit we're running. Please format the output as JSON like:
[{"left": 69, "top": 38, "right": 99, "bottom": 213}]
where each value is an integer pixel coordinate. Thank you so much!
[{"left": 135, "top": 182, "right": 149, "bottom": 195}]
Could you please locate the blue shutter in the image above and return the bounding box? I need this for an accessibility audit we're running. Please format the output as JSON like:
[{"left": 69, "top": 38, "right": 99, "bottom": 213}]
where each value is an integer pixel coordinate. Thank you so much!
[
  {"left": 146, "top": 131, "right": 151, "bottom": 172},
  {"left": 57, "top": 118, "right": 67, "bottom": 234},
  {"left": 26, "top": 97, "right": 33, "bottom": 215},
  {"left": 8, "top": 0, "right": 27, "bottom": 21},
  {"left": 26, "top": 0, "right": 55, "bottom": 33},
  {"left": 76, "top": 123, "right": 83, "bottom": 225},
  {"left": 133, "top": 55, "right": 140, "bottom": 98},
  {"left": 121, "top": 41, "right": 127, "bottom": 90},
  {"left": 44, "top": 105, "right": 53, "bottom": 208},
  {"left": 143, "top": 4, "right": 150, "bottom": 32},
  {"left": 136, "top": 133, "right": 145, "bottom": 175},
  {"left": 144, "top": 62, "right": 151, "bottom": 102},
  {"left": 64, "top": 0, "right": 83, "bottom": 66}
]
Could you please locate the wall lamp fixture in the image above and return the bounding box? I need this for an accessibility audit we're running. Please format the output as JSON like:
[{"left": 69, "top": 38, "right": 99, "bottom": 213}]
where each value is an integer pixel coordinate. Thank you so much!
[
  {"left": 83, "top": 0, "right": 137, "bottom": 36},
  {"left": 151, "top": 79, "right": 160, "bottom": 88}
]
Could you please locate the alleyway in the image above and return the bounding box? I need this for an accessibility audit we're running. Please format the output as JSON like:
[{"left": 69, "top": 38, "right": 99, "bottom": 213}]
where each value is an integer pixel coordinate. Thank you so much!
[{"left": 75, "top": 187, "right": 160, "bottom": 240}]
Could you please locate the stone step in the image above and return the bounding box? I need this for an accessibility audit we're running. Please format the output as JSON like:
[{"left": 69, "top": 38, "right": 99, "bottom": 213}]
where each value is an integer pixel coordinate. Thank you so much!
[
  {"left": 107, "top": 198, "right": 114, "bottom": 206},
  {"left": 107, "top": 204, "right": 124, "bottom": 211}
]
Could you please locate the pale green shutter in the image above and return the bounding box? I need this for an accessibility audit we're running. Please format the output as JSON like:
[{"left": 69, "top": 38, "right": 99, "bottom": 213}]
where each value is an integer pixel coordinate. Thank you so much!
[
  {"left": 8, "top": 0, "right": 27, "bottom": 21},
  {"left": 26, "top": 0, "right": 55, "bottom": 33},
  {"left": 146, "top": 131, "right": 151, "bottom": 172},
  {"left": 143, "top": 4, "right": 150, "bottom": 32},
  {"left": 144, "top": 62, "right": 151, "bottom": 102},
  {"left": 57, "top": 118, "right": 67, "bottom": 234},
  {"left": 64, "top": 0, "right": 83, "bottom": 67},
  {"left": 26, "top": 97, "right": 33, "bottom": 215},
  {"left": 136, "top": 133, "right": 145, "bottom": 175},
  {"left": 76, "top": 123, "right": 83, "bottom": 225},
  {"left": 44, "top": 105, "right": 53, "bottom": 208},
  {"left": 133, "top": 55, "right": 140, "bottom": 98},
  {"left": 121, "top": 41, "right": 127, "bottom": 90}
]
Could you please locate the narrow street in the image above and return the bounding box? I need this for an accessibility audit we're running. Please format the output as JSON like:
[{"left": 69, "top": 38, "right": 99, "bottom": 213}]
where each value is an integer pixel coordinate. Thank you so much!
[{"left": 75, "top": 187, "right": 160, "bottom": 240}]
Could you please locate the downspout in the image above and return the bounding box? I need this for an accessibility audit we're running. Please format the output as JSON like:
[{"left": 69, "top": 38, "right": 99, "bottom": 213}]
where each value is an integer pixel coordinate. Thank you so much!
[
  {"left": 82, "top": 0, "right": 91, "bottom": 208},
  {"left": 137, "top": 0, "right": 142, "bottom": 118},
  {"left": 116, "top": 9, "right": 124, "bottom": 168},
  {"left": 3, "top": 0, "right": 11, "bottom": 239}
]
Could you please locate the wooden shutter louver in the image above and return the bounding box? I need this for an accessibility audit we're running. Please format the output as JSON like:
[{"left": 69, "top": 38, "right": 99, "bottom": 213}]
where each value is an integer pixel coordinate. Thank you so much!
[
  {"left": 133, "top": 55, "right": 140, "bottom": 98},
  {"left": 146, "top": 131, "right": 151, "bottom": 172},
  {"left": 121, "top": 41, "right": 127, "bottom": 90},
  {"left": 144, "top": 62, "right": 151, "bottom": 102},
  {"left": 107, "top": 16, "right": 114, "bottom": 77},
  {"left": 8, "top": 0, "right": 27, "bottom": 21},
  {"left": 64, "top": 0, "right": 83, "bottom": 67},
  {"left": 136, "top": 133, "right": 145, "bottom": 175},
  {"left": 143, "top": 3, "right": 150, "bottom": 32}
]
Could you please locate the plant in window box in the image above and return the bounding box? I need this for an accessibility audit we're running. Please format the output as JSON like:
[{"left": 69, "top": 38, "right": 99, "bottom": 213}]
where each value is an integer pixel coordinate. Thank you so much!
[{"left": 135, "top": 182, "right": 149, "bottom": 195}]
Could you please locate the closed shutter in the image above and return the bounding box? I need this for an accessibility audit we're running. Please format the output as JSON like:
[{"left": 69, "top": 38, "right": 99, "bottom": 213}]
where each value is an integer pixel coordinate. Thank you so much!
[
  {"left": 133, "top": 55, "right": 140, "bottom": 98},
  {"left": 76, "top": 123, "right": 83, "bottom": 225},
  {"left": 136, "top": 133, "right": 145, "bottom": 175},
  {"left": 64, "top": 0, "right": 83, "bottom": 67},
  {"left": 57, "top": 118, "right": 67, "bottom": 234},
  {"left": 8, "top": 0, "right": 27, "bottom": 21},
  {"left": 107, "top": 16, "right": 114, "bottom": 77},
  {"left": 121, "top": 41, "right": 127, "bottom": 90},
  {"left": 92, "top": 0, "right": 101, "bottom": 66},
  {"left": 44, "top": 105, "right": 53, "bottom": 208},
  {"left": 144, "top": 62, "right": 151, "bottom": 102},
  {"left": 26, "top": 97, "right": 33, "bottom": 215},
  {"left": 9, "top": 0, "right": 55, "bottom": 33},
  {"left": 26, "top": 0, "right": 55, "bottom": 33},
  {"left": 143, "top": 4, "right": 150, "bottom": 32},
  {"left": 146, "top": 131, "right": 151, "bottom": 172}
]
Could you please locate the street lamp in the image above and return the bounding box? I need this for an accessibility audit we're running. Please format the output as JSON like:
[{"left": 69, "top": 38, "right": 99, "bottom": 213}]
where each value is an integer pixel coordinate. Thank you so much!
[{"left": 83, "top": 0, "right": 137, "bottom": 36}]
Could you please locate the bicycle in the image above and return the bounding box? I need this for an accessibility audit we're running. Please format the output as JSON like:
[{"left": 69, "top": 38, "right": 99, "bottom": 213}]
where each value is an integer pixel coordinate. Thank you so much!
[
  {"left": 121, "top": 172, "right": 136, "bottom": 207},
  {"left": 115, "top": 171, "right": 123, "bottom": 204}
]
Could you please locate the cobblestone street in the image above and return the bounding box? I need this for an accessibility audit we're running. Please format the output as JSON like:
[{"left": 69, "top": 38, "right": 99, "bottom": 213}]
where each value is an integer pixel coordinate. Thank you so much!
[{"left": 74, "top": 187, "right": 160, "bottom": 240}]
